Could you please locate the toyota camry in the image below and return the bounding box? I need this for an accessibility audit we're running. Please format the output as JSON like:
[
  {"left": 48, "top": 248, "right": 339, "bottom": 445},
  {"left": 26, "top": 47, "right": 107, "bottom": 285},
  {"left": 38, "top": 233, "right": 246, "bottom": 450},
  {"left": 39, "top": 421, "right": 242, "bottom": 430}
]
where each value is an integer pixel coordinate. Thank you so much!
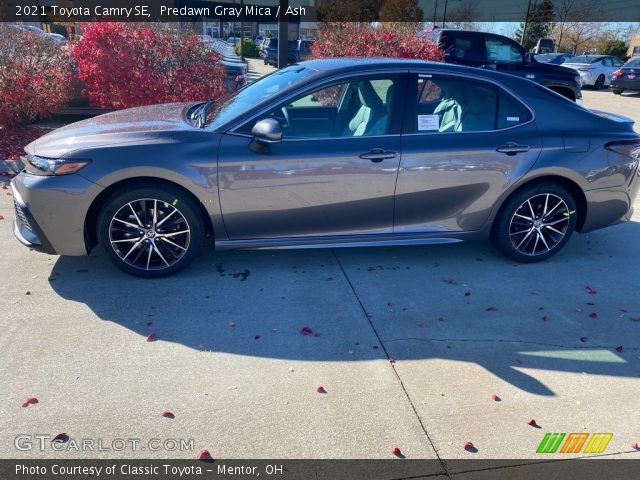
[{"left": 11, "top": 58, "right": 640, "bottom": 277}]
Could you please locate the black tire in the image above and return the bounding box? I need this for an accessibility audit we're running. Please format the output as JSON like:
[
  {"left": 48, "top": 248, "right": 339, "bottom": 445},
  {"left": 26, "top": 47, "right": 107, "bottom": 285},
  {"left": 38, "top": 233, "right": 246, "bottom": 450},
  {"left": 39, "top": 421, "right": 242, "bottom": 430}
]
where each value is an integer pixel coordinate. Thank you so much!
[
  {"left": 97, "top": 184, "right": 205, "bottom": 277},
  {"left": 492, "top": 183, "right": 577, "bottom": 263},
  {"left": 612, "top": 89, "right": 623, "bottom": 95},
  {"left": 594, "top": 75, "right": 605, "bottom": 90}
]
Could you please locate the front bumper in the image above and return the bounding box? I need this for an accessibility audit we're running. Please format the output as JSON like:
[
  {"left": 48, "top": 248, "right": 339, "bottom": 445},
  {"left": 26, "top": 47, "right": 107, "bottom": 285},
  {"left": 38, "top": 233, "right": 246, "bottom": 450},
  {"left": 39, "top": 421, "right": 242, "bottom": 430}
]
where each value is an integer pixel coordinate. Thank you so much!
[
  {"left": 12, "top": 184, "right": 57, "bottom": 254},
  {"left": 10, "top": 171, "right": 103, "bottom": 256}
]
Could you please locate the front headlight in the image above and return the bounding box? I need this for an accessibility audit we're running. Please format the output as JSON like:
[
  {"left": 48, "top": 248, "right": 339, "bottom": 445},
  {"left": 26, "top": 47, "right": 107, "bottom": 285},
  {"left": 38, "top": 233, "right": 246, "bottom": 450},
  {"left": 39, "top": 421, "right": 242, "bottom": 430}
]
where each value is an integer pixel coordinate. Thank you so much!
[{"left": 25, "top": 154, "right": 90, "bottom": 175}]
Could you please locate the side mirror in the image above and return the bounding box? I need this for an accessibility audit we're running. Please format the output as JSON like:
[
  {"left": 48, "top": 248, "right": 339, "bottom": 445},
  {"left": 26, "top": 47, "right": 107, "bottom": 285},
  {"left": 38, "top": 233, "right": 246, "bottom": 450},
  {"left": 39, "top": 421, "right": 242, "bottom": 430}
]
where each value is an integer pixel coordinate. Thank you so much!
[{"left": 251, "top": 118, "right": 282, "bottom": 143}]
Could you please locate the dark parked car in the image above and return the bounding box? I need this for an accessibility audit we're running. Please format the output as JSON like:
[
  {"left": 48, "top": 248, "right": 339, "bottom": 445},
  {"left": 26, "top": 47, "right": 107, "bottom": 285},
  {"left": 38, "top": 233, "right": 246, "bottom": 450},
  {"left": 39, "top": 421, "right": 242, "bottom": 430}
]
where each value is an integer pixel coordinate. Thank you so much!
[
  {"left": 263, "top": 39, "right": 313, "bottom": 66},
  {"left": 12, "top": 59, "right": 639, "bottom": 277},
  {"left": 426, "top": 29, "right": 582, "bottom": 101},
  {"left": 610, "top": 57, "right": 640, "bottom": 95},
  {"left": 535, "top": 53, "right": 574, "bottom": 65}
]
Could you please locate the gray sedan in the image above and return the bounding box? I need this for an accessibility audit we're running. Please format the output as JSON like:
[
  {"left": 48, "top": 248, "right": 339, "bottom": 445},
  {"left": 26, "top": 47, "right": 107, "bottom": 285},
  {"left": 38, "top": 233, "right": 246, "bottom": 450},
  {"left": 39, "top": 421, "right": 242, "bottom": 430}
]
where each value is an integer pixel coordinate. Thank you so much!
[{"left": 11, "top": 59, "right": 640, "bottom": 277}]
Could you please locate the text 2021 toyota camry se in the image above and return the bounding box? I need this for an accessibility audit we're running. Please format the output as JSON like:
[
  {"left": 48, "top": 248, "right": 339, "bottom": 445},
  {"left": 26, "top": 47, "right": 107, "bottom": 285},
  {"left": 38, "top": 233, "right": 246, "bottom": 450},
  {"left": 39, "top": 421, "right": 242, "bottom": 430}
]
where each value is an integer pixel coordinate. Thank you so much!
[{"left": 11, "top": 59, "right": 640, "bottom": 277}]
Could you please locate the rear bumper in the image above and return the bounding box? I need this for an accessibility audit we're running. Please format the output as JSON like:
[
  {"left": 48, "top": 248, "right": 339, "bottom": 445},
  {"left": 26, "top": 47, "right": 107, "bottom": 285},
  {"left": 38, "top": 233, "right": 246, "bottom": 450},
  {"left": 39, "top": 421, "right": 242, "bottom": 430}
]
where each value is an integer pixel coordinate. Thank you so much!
[{"left": 609, "top": 79, "right": 640, "bottom": 91}]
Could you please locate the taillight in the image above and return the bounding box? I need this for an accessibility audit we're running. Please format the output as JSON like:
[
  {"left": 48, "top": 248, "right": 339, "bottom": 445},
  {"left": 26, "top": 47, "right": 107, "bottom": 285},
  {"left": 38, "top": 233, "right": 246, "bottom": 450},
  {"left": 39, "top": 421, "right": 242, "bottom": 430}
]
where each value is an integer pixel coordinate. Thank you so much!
[
  {"left": 578, "top": 67, "right": 592, "bottom": 72},
  {"left": 612, "top": 69, "right": 623, "bottom": 78},
  {"left": 605, "top": 139, "right": 640, "bottom": 159}
]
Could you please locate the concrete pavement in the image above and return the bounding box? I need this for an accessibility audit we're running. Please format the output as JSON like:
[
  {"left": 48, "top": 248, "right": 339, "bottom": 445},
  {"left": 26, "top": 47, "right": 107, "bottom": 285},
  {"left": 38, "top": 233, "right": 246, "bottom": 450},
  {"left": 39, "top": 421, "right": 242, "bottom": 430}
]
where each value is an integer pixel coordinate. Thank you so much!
[{"left": 0, "top": 88, "right": 639, "bottom": 476}]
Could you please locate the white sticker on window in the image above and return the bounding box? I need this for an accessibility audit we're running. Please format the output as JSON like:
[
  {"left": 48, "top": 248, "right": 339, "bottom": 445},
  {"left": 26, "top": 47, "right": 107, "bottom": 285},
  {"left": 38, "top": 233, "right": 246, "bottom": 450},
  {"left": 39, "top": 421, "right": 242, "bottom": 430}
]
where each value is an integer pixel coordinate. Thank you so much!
[
  {"left": 506, "top": 116, "right": 520, "bottom": 122},
  {"left": 418, "top": 114, "right": 440, "bottom": 131}
]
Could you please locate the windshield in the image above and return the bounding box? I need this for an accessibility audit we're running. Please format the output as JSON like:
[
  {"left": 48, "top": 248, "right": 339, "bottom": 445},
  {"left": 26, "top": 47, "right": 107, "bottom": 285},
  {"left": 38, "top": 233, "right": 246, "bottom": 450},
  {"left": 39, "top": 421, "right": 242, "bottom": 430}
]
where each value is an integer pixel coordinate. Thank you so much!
[
  {"left": 625, "top": 58, "right": 640, "bottom": 67},
  {"left": 536, "top": 54, "right": 559, "bottom": 61},
  {"left": 569, "top": 56, "right": 602, "bottom": 64},
  {"left": 206, "top": 65, "right": 317, "bottom": 129}
]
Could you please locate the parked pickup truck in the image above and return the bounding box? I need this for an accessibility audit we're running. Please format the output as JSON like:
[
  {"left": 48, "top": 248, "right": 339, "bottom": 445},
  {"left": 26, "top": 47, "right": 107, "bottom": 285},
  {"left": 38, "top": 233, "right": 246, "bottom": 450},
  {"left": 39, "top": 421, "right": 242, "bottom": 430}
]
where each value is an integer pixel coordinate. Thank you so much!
[{"left": 425, "top": 29, "right": 582, "bottom": 102}]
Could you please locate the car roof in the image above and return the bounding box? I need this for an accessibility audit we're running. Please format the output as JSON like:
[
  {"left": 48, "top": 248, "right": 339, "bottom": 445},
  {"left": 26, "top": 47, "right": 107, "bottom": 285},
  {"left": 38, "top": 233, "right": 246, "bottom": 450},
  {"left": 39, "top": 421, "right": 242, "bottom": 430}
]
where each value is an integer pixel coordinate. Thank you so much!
[{"left": 299, "top": 57, "right": 521, "bottom": 80}]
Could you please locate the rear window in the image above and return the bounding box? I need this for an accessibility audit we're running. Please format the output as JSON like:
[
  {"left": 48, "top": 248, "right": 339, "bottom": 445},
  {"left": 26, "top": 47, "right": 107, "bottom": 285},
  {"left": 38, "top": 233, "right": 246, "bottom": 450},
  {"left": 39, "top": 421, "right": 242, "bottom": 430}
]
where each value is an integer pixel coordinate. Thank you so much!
[
  {"left": 625, "top": 58, "right": 640, "bottom": 67},
  {"left": 570, "top": 56, "right": 602, "bottom": 64}
]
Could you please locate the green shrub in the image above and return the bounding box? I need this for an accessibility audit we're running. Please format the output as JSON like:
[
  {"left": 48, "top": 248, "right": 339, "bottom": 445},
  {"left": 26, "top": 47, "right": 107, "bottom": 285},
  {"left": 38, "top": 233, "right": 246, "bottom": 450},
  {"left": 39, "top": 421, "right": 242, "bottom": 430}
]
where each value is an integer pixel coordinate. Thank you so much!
[{"left": 235, "top": 38, "right": 260, "bottom": 58}]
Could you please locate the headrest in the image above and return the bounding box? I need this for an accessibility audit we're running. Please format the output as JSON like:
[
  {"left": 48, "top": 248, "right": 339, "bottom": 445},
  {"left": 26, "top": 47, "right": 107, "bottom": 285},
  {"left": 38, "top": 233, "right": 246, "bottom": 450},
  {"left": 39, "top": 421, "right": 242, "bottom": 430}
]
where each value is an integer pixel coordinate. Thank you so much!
[{"left": 358, "top": 81, "right": 384, "bottom": 110}]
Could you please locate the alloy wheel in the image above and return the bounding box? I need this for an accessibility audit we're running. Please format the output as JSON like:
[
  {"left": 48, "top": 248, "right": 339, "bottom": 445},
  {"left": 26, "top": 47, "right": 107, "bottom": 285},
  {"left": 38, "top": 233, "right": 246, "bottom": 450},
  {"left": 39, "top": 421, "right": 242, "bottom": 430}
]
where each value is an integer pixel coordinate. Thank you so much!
[
  {"left": 508, "top": 193, "right": 571, "bottom": 256},
  {"left": 108, "top": 198, "right": 191, "bottom": 271}
]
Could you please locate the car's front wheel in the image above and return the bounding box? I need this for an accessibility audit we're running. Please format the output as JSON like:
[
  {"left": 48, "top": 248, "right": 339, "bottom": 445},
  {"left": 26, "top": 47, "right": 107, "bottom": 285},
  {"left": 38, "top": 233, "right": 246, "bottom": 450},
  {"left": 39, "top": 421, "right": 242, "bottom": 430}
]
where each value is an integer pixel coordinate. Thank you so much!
[
  {"left": 612, "top": 89, "right": 623, "bottom": 95},
  {"left": 492, "top": 184, "right": 577, "bottom": 263},
  {"left": 97, "top": 185, "right": 205, "bottom": 277}
]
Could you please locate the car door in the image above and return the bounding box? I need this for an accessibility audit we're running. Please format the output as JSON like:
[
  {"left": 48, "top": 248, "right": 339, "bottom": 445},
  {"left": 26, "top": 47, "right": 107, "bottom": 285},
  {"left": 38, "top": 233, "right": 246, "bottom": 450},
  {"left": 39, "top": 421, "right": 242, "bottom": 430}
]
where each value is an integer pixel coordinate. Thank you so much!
[
  {"left": 394, "top": 72, "right": 542, "bottom": 233},
  {"left": 217, "top": 73, "right": 406, "bottom": 240},
  {"left": 599, "top": 57, "right": 613, "bottom": 82}
]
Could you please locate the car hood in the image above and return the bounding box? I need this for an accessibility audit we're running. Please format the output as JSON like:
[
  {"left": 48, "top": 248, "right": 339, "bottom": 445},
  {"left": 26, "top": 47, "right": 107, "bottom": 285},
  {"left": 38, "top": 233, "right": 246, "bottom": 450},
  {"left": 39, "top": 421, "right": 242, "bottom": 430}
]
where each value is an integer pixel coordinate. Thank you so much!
[{"left": 26, "top": 102, "right": 197, "bottom": 158}]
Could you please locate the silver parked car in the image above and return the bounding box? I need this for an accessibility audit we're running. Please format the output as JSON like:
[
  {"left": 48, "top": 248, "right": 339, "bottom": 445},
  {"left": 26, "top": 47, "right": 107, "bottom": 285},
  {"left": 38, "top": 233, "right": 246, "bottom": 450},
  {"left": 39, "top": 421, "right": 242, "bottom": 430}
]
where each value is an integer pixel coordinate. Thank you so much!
[
  {"left": 563, "top": 55, "right": 625, "bottom": 90},
  {"left": 11, "top": 59, "right": 640, "bottom": 277}
]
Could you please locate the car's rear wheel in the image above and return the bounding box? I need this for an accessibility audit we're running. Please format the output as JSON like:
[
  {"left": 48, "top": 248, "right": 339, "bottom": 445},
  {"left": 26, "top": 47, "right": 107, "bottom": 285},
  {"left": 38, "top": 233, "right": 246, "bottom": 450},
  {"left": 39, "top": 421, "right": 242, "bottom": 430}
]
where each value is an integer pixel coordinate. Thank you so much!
[
  {"left": 492, "top": 184, "right": 577, "bottom": 263},
  {"left": 97, "top": 185, "right": 205, "bottom": 277},
  {"left": 594, "top": 75, "right": 605, "bottom": 90},
  {"left": 612, "top": 89, "right": 623, "bottom": 95}
]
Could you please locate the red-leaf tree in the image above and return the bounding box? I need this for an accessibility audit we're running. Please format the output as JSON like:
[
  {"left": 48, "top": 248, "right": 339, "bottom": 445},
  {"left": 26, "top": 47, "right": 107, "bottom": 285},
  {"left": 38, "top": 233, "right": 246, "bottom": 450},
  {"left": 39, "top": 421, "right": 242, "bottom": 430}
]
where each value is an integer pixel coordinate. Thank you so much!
[
  {"left": 0, "top": 26, "right": 72, "bottom": 127},
  {"left": 310, "top": 23, "right": 442, "bottom": 61},
  {"left": 71, "top": 23, "right": 227, "bottom": 109}
]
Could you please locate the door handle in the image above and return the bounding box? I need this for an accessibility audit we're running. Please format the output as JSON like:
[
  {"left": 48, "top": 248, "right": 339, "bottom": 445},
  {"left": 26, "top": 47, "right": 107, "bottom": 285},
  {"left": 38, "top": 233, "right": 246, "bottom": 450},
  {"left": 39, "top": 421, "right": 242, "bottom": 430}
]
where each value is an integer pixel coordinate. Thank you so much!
[
  {"left": 496, "top": 143, "right": 530, "bottom": 155},
  {"left": 359, "top": 148, "right": 398, "bottom": 163}
]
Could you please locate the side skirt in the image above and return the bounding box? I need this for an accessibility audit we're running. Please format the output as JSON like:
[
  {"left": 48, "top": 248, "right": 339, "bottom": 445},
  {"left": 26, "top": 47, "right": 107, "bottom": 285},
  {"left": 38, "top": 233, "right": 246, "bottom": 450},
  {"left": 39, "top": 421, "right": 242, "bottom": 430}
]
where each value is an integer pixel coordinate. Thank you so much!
[{"left": 215, "top": 234, "right": 467, "bottom": 251}]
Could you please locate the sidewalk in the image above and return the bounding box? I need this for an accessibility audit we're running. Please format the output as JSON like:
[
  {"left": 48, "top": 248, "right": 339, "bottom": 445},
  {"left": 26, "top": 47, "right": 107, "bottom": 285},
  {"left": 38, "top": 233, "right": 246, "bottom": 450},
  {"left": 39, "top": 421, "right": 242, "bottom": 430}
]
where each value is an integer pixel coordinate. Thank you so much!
[{"left": 246, "top": 57, "right": 276, "bottom": 82}]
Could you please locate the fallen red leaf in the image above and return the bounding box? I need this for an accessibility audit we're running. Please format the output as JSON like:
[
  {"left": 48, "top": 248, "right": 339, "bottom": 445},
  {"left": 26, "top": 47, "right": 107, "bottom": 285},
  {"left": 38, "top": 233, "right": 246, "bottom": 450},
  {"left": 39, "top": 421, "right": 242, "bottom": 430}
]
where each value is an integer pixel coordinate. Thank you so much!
[
  {"left": 196, "top": 449, "right": 213, "bottom": 461},
  {"left": 491, "top": 394, "right": 501, "bottom": 402},
  {"left": 52, "top": 433, "right": 68, "bottom": 442},
  {"left": 316, "top": 385, "right": 327, "bottom": 394},
  {"left": 392, "top": 447, "right": 403, "bottom": 457},
  {"left": 632, "top": 442, "right": 639, "bottom": 450},
  {"left": 162, "top": 411, "right": 175, "bottom": 419},
  {"left": 615, "top": 345, "right": 623, "bottom": 352},
  {"left": 588, "top": 312, "right": 598, "bottom": 319},
  {"left": 464, "top": 441, "right": 475, "bottom": 451},
  {"left": 21, "top": 397, "right": 38, "bottom": 408},
  {"left": 580, "top": 337, "right": 588, "bottom": 343},
  {"left": 146, "top": 333, "right": 158, "bottom": 342},
  {"left": 585, "top": 286, "right": 597, "bottom": 295},
  {"left": 300, "top": 326, "right": 313, "bottom": 336},
  {"left": 527, "top": 418, "right": 537, "bottom": 427},
  {"left": 389, "top": 358, "right": 396, "bottom": 364},
  {"left": 0, "top": 214, "right": 4, "bottom": 220}
]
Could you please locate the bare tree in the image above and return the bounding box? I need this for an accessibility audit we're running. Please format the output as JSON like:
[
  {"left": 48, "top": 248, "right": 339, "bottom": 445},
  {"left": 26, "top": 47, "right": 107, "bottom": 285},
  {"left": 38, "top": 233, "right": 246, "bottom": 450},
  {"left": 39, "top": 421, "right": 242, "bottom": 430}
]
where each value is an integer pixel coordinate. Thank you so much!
[
  {"left": 444, "top": 1, "right": 481, "bottom": 30},
  {"left": 552, "top": 0, "right": 608, "bottom": 53}
]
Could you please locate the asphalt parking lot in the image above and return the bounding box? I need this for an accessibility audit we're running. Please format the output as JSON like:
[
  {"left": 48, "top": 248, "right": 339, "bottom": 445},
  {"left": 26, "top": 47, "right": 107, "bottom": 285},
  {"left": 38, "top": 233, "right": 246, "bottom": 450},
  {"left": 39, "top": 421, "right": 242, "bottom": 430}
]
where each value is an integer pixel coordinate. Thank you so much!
[{"left": 1, "top": 89, "right": 639, "bottom": 473}]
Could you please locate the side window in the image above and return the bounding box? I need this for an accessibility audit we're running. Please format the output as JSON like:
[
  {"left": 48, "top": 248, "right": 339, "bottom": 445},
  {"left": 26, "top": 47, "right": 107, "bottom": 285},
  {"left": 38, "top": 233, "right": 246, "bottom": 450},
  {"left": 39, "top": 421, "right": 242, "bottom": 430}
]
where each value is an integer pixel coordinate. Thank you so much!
[
  {"left": 444, "top": 33, "right": 484, "bottom": 63},
  {"left": 413, "top": 75, "right": 497, "bottom": 133},
  {"left": 613, "top": 58, "right": 623, "bottom": 67},
  {"left": 485, "top": 37, "right": 524, "bottom": 64},
  {"left": 238, "top": 76, "right": 398, "bottom": 138},
  {"left": 601, "top": 57, "right": 612, "bottom": 67},
  {"left": 497, "top": 91, "right": 532, "bottom": 129}
]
